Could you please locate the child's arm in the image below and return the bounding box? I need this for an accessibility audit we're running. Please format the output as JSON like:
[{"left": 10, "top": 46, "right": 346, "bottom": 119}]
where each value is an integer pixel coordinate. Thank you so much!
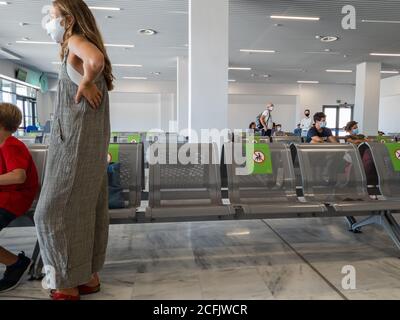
[{"left": 0, "top": 169, "right": 27, "bottom": 185}]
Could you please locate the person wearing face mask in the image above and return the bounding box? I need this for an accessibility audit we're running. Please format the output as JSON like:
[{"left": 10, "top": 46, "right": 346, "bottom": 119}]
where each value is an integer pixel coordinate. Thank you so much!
[
  {"left": 258, "top": 103, "right": 274, "bottom": 137},
  {"left": 306, "top": 112, "right": 338, "bottom": 143},
  {"left": 300, "top": 109, "right": 313, "bottom": 138},
  {"left": 274, "top": 124, "right": 285, "bottom": 137},
  {"left": 34, "top": 0, "right": 113, "bottom": 300},
  {"left": 344, "top": 121, "right": 368, "bottom": 145}
]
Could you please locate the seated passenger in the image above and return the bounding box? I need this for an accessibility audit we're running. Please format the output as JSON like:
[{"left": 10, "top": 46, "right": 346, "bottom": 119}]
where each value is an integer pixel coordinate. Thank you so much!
[
  {"left": 306, "top": 112, "right": 338, "bottom": 144},
  {"left": 294, "top": 124, "right": 302, "bottom": 137},
  {"left": 344, "top": 121, "right": 368, "bottom": 145},
  {"left": 0, "top": 103, "right": 39, "bottom": 293},
  {"left": 249, "top": 122, "right": 257, "bottom": 130},
  {"left": 274, "top": 124, "right": 286, "bottom": 136}
]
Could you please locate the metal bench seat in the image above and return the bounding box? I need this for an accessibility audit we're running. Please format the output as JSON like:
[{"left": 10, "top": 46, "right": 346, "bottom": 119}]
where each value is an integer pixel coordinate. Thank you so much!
[
  {"left": 295, "top": 143, "right": 400, "bottom": 250},
  {"left": 225, "top": 142, "right": 327, "bottom": 218},
  {"left": 331, "top": 200, "right": 400, "bottom": 213},
  {"left": 146, "top": 143, "right": 231, "bottom": 221},
  {"left": 108, "top": 143, "right": 143, "bottom": 218},
  {"left": 271, "top": 136, "right": 302, "bottom": 144}
]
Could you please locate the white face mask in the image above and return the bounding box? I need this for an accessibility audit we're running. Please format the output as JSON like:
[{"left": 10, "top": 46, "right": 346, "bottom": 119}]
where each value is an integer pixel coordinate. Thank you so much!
[{"left": 45, "top": 17, "right": 65, "bottom": 43}]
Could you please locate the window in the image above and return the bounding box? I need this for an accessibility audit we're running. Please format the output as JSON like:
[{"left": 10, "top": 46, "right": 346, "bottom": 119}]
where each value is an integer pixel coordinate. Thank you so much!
[
  {"left": 0, "top": 78, "right": 38, "bottom": 129},
  {"left": 323, "top": 104, "right": 354, "bottom": 136}
]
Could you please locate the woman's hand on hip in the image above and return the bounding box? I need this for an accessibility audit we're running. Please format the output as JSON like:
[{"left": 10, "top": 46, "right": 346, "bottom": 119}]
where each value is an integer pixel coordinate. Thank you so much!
[{"left": 75, "top": 81, "right": 103, "bottom": 110}]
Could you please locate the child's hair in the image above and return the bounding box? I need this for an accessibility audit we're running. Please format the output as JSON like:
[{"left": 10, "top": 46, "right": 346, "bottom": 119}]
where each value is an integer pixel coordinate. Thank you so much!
[{"left": 0, "top": 103, "right": 22, "bottom": 133}]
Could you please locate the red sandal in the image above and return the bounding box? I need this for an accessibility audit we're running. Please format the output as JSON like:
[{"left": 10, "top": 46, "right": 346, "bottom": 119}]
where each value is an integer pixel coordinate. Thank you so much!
[
  {"left": 50, "top": 290, "right": 80, "bottom": 301},
  {"left": 78, "top": 284, "right": 101, "bottom": 296}
]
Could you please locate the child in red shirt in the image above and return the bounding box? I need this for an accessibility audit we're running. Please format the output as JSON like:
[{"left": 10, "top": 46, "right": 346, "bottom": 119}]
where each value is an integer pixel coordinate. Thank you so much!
[{"left": 0, "top": 103, "right": 39, "bottom": 293}]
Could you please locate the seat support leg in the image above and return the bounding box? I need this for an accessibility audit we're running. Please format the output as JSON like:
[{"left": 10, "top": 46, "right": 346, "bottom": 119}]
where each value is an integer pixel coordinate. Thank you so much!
[
  {"left": 352, "top": 212, "right": 400, "bottom": 251},
  {"left": 28, "top": 240, "right": 44, "bottom": 281},
  {"left": 345, "top": 216, "right": 361, "bottom": 233}
]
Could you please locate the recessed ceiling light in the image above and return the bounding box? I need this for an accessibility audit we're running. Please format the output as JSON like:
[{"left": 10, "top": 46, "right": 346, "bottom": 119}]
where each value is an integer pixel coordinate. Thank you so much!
[
  {"left": 381, "top": 70, "right": 400, "bottom": 74},
  {"left": 370, "top": 53, "right": 400, "bottom": 57},
  {"left": 326, "top": 69, "right": 353, "bottom": 73},
  {"left": 151, "top": 72, "right": 161, "bottom": 76},
  {"left": 298, "top": 80, "right": 319, "bottom": 84},
  {"left": 112, "top": 64, "right": 142, "bottom": 67},
  {"left": 19, "top": 22, "right": 29, "bottom": 27},
  {"left": 0, "top": 1, "right": 9, "bottom": 5},
  {"left": 362, "top": 19, "right": 400, "bottom": 24},
  {"left": 123, "top": 77, "right": 148, "bottom": 80},
  {"left": 228, "top": 79, "right": 236, "bottom": 82},
  {"left": 138, "top": 29, "right": 157, "bottom": 36},
  {"left": 228, "top": 67, "right": 252, "bottom": 71},
  {"left": 89, "top": 6, "right": 121, "bottom": 11},
  {"left": 271, "top": 15, "right": 320, "bottom": 21},
  {"left": 240, "top": 49, "right": 276, "bottom": 54},
  {"left": 318, "top": 36, "right": 339, "bottom": 42}
]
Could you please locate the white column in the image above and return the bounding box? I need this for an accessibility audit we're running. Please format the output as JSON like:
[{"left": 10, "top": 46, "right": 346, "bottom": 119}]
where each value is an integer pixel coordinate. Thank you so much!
[
  {"left": 159, "top": 93, "right": 177, "bottom": 132},
  {"left": 177, "top": 56, "right": 189, "bottom": 131},
  {"left": 354, "top": 62, "right": 381, "bottom": 136},
  {"left": 189, "top": 0, "right": 229, "bottom": 142}
]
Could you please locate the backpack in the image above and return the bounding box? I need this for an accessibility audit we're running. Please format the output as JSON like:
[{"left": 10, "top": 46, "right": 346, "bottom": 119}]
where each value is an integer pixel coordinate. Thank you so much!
[
  {"left": 255, "top": 113, "right": 264, "bottom": 129},
  {"left": 256, "top": 111, "right": 271, "bottom": 130}
]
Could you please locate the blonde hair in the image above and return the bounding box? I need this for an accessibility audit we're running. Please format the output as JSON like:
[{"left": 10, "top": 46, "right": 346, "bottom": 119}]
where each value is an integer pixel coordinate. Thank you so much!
[
  {"left": 53, "top": 0, "right": 114, "bottom": 91},
  {"left": 0, "top": 103, "right": 22, "bottom": 133}
]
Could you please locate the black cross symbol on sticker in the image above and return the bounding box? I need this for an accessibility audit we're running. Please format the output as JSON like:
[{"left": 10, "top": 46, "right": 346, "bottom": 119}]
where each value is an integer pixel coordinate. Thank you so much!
[
  {"left": 253, "top": 151, "right": 265, "bottom": 163},
  {"left": 395, "top": 149, "right": 400, "bottom": 161},
  {"left": 131, "top": 139, "right": 137, "bottom": 143}
]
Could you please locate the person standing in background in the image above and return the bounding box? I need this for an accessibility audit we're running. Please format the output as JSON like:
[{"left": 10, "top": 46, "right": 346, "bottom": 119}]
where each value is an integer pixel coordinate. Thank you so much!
[
  {"left": 257, "top": 103, "right": 274, "bottom": 137},
  {"left": 300, "top": 109, "right": 313, "bottom": 138}
]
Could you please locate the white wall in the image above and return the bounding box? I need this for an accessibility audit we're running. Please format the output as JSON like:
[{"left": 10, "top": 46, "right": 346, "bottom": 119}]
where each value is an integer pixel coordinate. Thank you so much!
[
  {"left": 297, "top": 84, "right": 356, "bottom": 123},
  {"left": 36, "top": 91, "right": 56, "bottom": 124},
  {"left": 380, "top": 75, "right": 400, "bottom": 133},
  {"left": 379, "top": 96, "right": 400, "bottom": 133},
  {"left": 228, "top": 95, "right": 297, "bottom": 131},
  {"left": 109, "top": 92, "right": 161, "bottom": 132},
  {"left": 227, "top": 83, "right": 356, "bottom": 131}
]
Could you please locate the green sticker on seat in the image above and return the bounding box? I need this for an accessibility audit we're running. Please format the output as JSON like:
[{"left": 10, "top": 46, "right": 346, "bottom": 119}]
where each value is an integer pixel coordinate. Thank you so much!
[
  {"left": 386, "top": 143, "right": 400, "bottom": 172},
  {"left": 108, "top": 144, "right": 120, "bottom": 163},
  {"left": 128, "top": 133, "right": 141, "bottom": 143},
  {"left": 246, "top": 143, "right": 273, "bottom": 175}
]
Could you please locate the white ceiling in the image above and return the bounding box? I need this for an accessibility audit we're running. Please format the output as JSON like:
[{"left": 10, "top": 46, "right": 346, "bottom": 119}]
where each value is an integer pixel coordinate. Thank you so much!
[{"left": 1, "top": 0, "right": 400, "bottom": 84}]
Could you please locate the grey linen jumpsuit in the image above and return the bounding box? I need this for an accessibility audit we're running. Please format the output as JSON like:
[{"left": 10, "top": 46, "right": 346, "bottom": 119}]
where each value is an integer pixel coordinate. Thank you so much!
[{"left": 34, "top": 50, "right": 110, "bottom": 289}]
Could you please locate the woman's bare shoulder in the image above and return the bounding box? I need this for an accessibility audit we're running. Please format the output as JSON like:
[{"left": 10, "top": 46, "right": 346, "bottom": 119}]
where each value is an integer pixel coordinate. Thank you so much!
[{"left": 68, "top": 34, "right": 88, "bottom": 47}]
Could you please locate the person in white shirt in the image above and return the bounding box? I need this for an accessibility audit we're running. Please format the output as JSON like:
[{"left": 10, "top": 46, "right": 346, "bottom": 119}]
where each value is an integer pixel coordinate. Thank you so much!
[
  {"left": 300, "top": 109, "right": 313, "bottom": 138},
  {"left": 259, "top": 103, "right": 274, "bottom": 137}
]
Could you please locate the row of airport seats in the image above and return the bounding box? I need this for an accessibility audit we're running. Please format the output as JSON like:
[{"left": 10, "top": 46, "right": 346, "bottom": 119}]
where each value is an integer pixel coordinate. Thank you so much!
[{"left": 17, "top": 137, "right": 400, "bottom": 278}]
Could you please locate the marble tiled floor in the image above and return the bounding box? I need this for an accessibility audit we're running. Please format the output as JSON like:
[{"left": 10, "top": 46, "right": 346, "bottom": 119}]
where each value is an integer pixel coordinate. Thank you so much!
[{"left": 1, "top": 216, "right": 400, "bottom": 300}]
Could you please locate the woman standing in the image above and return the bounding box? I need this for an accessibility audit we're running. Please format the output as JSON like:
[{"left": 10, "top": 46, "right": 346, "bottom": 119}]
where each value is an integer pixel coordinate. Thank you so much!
[{"left": 35, "top": 0, "right": 113, "bottom": 300}]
